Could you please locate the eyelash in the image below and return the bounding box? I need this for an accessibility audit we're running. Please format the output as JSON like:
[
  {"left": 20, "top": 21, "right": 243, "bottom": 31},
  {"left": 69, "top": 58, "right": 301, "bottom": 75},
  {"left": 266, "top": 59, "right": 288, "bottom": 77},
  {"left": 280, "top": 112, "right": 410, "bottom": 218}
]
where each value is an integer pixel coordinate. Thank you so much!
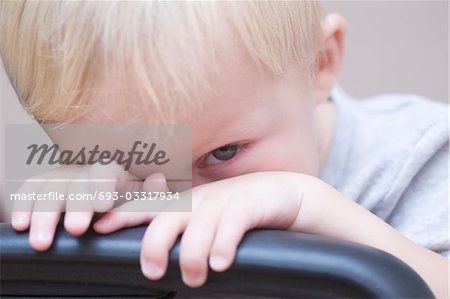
[{"left": 198, "top": 143, "right": 245, "bottom": 169}]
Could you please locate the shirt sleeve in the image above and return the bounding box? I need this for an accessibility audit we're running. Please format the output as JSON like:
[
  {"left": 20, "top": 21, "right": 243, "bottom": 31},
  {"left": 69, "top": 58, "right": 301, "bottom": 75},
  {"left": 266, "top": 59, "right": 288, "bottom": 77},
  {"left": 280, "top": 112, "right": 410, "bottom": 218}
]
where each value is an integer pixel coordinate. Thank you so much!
[{"left": 386, "top": 124, "right": 449, "bottom": 258}]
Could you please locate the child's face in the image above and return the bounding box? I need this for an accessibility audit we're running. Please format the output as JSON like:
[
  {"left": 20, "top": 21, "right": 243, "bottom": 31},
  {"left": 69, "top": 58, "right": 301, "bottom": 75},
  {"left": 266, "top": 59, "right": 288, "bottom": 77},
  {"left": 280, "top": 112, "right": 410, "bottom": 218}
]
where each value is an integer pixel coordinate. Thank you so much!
[
  {"left": 73, "top": 48, "right": 327, "bottom": 187},
  {"left": 188, "top": 47, "right": 323, "bottom": 186},
  {"left": 67, "top": 14, "right": 345, "bottom": 186}
]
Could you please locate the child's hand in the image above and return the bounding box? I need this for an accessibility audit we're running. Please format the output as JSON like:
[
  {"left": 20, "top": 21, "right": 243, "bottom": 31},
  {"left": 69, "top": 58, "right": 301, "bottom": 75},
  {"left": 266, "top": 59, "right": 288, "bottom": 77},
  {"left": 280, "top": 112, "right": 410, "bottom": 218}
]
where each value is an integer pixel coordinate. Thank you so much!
[
  {"left": 94, "top": 171, "right": 316, "bottom": 287},
  {"left": 11, "top": 163, "right": 168, "bottom": 251}
]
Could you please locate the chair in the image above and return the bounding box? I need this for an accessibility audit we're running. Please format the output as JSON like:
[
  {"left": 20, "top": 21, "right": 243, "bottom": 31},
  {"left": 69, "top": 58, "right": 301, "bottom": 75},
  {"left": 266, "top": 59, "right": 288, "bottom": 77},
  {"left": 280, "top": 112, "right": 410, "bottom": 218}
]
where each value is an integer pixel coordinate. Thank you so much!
[{"left": 0, "top": 223, "right": 434, "bottom": 298}]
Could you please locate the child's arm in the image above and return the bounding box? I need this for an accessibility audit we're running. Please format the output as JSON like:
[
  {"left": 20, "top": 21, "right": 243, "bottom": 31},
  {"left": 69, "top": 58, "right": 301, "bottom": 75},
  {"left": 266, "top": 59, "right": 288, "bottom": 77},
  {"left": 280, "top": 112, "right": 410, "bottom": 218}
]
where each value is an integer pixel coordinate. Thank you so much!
[
  {"left": 96, "top": 171, "right": 448, "bottom": 297},
  {"left": 287, "top": 173, "right": 449, "bottom": 299}
]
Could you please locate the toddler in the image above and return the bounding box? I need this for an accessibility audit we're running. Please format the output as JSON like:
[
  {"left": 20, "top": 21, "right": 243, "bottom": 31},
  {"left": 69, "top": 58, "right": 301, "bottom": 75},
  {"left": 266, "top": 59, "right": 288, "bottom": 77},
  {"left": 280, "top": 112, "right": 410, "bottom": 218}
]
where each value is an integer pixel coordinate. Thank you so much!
[{"left": 0, "top": 2, "right": 448, "bottom": 297}]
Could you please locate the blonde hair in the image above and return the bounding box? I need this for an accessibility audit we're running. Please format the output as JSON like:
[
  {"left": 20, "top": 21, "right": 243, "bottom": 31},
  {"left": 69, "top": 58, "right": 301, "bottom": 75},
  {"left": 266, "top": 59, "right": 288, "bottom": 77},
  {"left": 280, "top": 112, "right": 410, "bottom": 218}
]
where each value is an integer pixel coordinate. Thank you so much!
[{"left": 0, "top": 1, "right": 323, "bottom": 124}]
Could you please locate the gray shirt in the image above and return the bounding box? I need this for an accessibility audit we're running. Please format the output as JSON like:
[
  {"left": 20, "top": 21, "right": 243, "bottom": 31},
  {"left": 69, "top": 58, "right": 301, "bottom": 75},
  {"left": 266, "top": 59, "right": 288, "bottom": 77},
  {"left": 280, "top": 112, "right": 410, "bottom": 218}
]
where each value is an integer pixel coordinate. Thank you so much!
[{"left": 319, "top": 86, "right": 449, "bottom": 258}]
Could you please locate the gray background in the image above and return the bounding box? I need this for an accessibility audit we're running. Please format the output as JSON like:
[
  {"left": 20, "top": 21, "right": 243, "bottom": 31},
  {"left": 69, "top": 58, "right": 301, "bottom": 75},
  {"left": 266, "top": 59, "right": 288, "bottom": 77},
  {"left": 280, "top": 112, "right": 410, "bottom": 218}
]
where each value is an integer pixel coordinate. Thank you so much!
[
  {"left": 1, "top": 1, "right": 449, "bottom": 218},
  {"left": 323, "top": 0, "right": 448, "bottom": 102}
]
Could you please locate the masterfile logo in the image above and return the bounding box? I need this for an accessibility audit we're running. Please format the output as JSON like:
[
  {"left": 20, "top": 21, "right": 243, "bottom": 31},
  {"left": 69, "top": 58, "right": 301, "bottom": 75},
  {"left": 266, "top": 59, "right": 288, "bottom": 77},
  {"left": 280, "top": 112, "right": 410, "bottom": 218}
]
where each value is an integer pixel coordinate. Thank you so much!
[
  {"left": 26, "top": 141, "right": 171, "bottom": 171},
  {"left": 4, "top": 124, "right": 192, "bottom": 212}
]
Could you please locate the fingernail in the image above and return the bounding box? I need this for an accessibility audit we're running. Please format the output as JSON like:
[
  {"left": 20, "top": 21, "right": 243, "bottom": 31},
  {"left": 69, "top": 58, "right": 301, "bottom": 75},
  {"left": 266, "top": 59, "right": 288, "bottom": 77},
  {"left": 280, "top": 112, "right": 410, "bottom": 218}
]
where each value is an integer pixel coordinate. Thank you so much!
[
  {"left": 149, "top": 172, "right": 165, "bottom": 181},
  {"left": 181, "top": 270, "right": 204, "bottom": 287},
  {"left": 30, "top": 231, "right": 52, "bottom": 250},
  {"left": 209, "top": 255, "right": 229, "bottom": 271},
  {"left": 141, "top": 260, "right": 164, "bottom": 279},
  {"left": 12, "top": 216, "right": 25, "bottom": 228},
  {"left": 35, "top": 231, "right": 51, "bottom": 243}
]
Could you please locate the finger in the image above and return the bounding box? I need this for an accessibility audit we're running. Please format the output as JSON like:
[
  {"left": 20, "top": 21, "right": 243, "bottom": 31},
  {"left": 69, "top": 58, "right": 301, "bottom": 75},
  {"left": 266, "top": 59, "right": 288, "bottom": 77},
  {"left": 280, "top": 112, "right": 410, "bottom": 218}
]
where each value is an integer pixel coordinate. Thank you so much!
[
  {"left": 179, "top": 198, "right": 227, "bottom": 287},
  {"left": 141, "top": 172, "right": 168, "bottom": 193},
  {"left": 94, "top": 173, "right": 168, "bottom": 234},
  {"left": 11, "top": 166, "right": 81, "bottom": 231},
  {"left": 140, "top": 212, "right": 190, "bottom": 281},
  {"left": 93, "top": 201, "right": 158, "bottom": 234},
  {"left": 89, "top": 163, "right": 131, "bottom": 212},
  {"left": 28, "top": 180, "right": 67, "bottom": 251},
  {"left": 115, "top": 169, "right": 145, "bottom": 197},
  {"left": 209, "top": 202, "right": 252, "bottom": 273},
  {"left": 11, "top": 179, "right": 41, "bottom": 231},
  {"left": 64, "top": 166, "right": 94, "bottom": 236}
]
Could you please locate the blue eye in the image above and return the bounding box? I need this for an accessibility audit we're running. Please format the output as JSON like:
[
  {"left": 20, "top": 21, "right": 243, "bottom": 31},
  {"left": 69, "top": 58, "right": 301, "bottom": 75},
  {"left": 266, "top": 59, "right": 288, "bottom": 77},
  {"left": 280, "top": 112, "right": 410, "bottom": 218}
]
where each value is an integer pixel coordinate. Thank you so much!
[{"left": 205, "top": 144, "right": 240, "bottom": 165}]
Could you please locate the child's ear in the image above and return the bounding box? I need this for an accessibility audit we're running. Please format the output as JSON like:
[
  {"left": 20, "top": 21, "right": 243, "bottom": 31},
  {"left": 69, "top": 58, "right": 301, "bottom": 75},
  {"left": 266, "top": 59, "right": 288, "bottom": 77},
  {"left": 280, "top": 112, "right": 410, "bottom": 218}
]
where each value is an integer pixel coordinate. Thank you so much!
[{"left": 312, "top": 14, "right": 347, "bottom": 105}]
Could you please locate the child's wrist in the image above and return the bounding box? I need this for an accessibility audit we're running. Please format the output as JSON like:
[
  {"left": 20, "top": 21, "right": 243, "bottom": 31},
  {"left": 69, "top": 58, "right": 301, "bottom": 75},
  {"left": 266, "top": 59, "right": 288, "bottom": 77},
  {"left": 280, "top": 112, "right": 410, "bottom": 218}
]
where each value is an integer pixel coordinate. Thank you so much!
[{"left": 287, "top": 174, "right": 390, "bottom": 243}]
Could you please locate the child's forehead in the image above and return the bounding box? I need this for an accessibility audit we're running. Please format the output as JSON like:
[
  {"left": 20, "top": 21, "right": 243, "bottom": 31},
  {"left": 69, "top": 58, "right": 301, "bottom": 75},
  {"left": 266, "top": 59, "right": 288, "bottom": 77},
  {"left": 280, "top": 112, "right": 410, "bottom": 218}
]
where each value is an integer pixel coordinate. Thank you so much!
[{"left": 77, "top": 36, "right": 272, "bottom": 125}]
